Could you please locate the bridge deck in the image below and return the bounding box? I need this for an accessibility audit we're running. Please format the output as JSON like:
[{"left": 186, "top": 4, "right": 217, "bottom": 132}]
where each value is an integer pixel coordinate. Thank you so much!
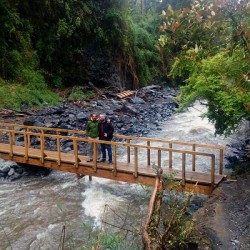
[{"left": 0, "top": 143, "right": 225, "bottom": 193}]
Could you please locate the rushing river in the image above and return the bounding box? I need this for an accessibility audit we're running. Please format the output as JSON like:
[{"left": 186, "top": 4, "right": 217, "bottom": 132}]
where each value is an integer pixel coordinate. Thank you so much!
[{"left": 0, "top": 102, "right": 247, "bottom": 250}]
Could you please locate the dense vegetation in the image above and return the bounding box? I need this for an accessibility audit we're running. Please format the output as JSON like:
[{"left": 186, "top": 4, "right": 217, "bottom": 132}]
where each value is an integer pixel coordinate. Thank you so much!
[
  {"left": 158, "top": 0, "right": 250, "bottom": 135},
  {"left": 0, "top": 0, "right": 249, "bottom": 135}
]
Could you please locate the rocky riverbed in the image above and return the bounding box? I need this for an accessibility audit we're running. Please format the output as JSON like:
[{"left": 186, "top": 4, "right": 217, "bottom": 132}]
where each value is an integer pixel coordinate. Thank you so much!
[{"left": 0, "top": 85, "right": 249, "bottom": 249}]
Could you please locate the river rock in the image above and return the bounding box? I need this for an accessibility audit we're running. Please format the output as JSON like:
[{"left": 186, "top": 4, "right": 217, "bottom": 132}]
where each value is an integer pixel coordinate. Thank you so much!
[
  {"left": 0, "top": 165, "right": 10, "bottom": 173},
  {"left": 128, "top": 97, "right": 146, "bottom": 104},
  {"left": 8, "top": 168, "right": 15, "bottom": 176}
]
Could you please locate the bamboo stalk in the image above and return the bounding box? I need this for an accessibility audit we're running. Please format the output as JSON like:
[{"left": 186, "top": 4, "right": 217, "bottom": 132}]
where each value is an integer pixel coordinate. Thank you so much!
[
  {"left": 134, "top": 147, "right": 138, "bottom": 178},
  {"left": 182, "top": 153, "right": 186, "bottom": 186},
  {"left": 147, "top": 141, "right": 150, "bottom": 166},
  {"left": 192, "top": 144, "right": 196, "bottom": 171}
]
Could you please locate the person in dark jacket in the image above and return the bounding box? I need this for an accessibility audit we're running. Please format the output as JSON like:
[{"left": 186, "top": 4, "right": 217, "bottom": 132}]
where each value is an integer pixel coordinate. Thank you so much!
[{"left": 98, "top": 114, "right": 114, "bottom": 163}]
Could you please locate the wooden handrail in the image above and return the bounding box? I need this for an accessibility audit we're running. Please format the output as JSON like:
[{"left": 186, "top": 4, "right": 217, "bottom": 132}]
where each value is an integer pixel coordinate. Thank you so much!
[
  {"left": 0, "top": 122, "right": 225, "bottom": 150},
  {"left": 0, "top": 125, "right": 223, "bottom": 184}
]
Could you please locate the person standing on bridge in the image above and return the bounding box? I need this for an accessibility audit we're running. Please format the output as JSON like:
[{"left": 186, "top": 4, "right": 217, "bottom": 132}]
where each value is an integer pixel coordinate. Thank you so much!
[
  {"left": 98, "top": 114, "right": 114, "bottom": 163},
  {"left": 86, "top": 114, "right": 101, "bottom": 162}
]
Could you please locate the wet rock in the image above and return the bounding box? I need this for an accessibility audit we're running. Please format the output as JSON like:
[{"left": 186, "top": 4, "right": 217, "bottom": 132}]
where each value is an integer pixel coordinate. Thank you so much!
[
  {"left": 119, "top": 104, "right": 138, "bottom": 115},
  {"left": 8, "top": 168, "right": 15, "bottom": 176},
  {"left": 128, "top": 97, "right": 146, "bottom": 104},
  {"left": 76, "top": 112, "right": 86, "bottom": 121},
  {"left": 0, "top": 165, "right": 10, "bottom": 173}
]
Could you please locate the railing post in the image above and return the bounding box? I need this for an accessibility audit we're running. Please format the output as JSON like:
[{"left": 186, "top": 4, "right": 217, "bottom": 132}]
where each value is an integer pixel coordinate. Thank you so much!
[
  {"left": 127, "top": 139, "right": 130, "bottom": 163},
  {"left": 57, "top": 135, "right": 61, "bottom": 165},
  {"left": 93, "top": 141, "right": 97, "bottom": 172},
  {"left": 27, "top": 128, "right": 30, "bottom": 148},
  {"left": 192, "top": 144, "right": 196, "bottom": 171},
  {"left": 40, "top": 131, "right": 45, "bottom": 164},
  {"left": 134, "top": 147, "right": 138, "bottom": 178},
  {"left": 182, "top": 153, "right": 186, "bottom": 186},
  {"left": 211, "top": 155, "right": 215, "bottom": 186},
  {"left": 147, "top": 141, "right": 151, "bottom": 166},
  {"left": 158, "top": 150, "right": 161, "bottom": 168},
  {"left": 219, "top": 149, "right": 223, "bottom": 175},
  {"left": 24, "top": 132, "right": 28, "bottom": 161},
  {"left": 9, "top": 126, "right": 15, "bottom": 145},
  {"left": 113, "top": 144, "right": 117, "bottom": 176},
  {"left": 9, "top": 131, "right": 13, "bottom": 157},
  {"left": 169, "top": 143, "right": 172, "bottom": 168},
  {"left": 73, "top": 139, "right": 79, "bottom": 169}
]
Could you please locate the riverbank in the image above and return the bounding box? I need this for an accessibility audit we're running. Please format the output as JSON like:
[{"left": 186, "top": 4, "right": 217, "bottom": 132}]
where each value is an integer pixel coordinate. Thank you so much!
[{"left": 194, "top": 162, "right": 250, "bottom": 250}]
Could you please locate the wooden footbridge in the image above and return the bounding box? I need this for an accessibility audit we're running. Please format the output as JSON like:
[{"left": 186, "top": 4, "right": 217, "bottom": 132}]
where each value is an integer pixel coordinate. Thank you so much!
[{"left": 0, "top": 122, "right": 226, "bottom": 194}]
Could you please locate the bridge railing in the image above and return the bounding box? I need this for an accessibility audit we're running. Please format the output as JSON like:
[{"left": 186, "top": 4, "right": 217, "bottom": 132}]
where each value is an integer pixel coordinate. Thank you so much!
[
  {"left": 0, "top": 122, "right": 224, "bottom": 186},
  {"left": 0, "top": 122, "right": 224, "bottom": 173}
]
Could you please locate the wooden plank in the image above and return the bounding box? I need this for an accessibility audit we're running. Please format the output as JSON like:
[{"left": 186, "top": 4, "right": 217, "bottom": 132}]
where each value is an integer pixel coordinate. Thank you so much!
[
  {"left": 116, "top": 90, "right": 134, "bottom": 99},
  {"left": 0, "top": 143, "right": 224, "bottom": 186}
]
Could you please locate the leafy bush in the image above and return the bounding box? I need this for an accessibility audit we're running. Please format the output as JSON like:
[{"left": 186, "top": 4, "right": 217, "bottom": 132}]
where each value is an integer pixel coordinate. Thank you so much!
[{"left": 68, "top": 86, "right": 94, "bottom": 101}]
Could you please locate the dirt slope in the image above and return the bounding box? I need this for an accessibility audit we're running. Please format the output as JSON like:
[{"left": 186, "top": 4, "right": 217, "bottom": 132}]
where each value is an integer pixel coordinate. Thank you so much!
[{"left": 194, "top": 169, "right": 250, "bottom": 250}]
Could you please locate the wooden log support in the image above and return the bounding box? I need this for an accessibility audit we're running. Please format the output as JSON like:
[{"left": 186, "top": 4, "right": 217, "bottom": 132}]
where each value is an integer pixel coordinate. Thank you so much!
[
  {"left": 134, "top": 147, "right": 138, "bottom": 178},
  {"left": 147, "top": 141, "right": 151, "bottom": 166},
  {"left": 182, "top": 153, "right": 186, "bottom": 186},
  {"left": 113, "top": 145, "right": 117, "bottom": 176},
  {"left": 169, "top": 143, "right": 172, "bottom": 168},
  {"left": 127, "top": 139, "right": 130, "bottom": 163},
  {"left": 192, "top": 144, "right": 196, "bottom": 171}
]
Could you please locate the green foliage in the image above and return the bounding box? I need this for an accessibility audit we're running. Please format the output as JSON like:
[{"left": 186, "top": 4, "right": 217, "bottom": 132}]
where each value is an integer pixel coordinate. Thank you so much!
[
  {"left": 0, "top": 78, "right": 59, "bottom": 109},
  {"left": 159, "top": 0, "right": 250, "bottom": 135},
  {"left": 68, "top": 86, "right": 94, "bottom": 101}
]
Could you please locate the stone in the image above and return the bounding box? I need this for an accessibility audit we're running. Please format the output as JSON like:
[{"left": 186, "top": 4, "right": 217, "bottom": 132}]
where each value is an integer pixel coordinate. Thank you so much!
[{"left": 8, "top": 168, "right": 15, "bottom": 176}]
